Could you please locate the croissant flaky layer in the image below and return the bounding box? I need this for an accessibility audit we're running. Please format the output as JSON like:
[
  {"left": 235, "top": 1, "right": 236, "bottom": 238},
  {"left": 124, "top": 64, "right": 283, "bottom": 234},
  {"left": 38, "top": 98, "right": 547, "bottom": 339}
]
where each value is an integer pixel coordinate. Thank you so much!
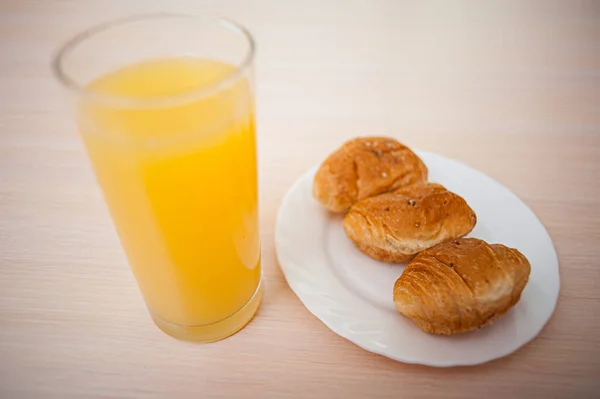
[
  {"left": 393, "top": 238, "right": 531, "bottom": 335},
  {"left": 313, "top": 137, "right": 428, "bottom": 213},
  {"left": 342, "top": 183, "right": 477, "bottom": 262}
]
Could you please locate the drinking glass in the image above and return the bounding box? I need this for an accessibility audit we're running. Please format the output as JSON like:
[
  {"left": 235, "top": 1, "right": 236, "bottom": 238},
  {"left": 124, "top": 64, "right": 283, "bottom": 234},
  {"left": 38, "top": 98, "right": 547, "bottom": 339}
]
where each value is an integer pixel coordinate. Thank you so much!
[{"left": 52, "top": 13, "right": 261, "bottom": 342}]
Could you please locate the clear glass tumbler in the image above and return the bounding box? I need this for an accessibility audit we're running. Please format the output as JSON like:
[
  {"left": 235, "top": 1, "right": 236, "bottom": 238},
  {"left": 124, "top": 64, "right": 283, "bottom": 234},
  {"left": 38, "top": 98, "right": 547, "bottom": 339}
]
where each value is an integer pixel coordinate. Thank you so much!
[{"left": 52, "top": 14, "right": 261, "bottom": 342}]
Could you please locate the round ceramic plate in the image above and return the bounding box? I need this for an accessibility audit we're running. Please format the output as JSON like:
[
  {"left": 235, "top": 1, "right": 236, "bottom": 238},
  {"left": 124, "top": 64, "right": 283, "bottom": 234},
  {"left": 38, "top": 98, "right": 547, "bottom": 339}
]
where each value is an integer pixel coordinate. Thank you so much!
[{"left": 275, "top": 151, "right": 560, "bottom": 367}]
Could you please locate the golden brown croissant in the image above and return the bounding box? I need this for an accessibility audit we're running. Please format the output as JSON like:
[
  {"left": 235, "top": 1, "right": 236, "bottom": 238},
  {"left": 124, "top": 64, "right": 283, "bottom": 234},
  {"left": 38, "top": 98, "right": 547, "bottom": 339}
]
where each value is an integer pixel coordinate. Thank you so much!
[
  {"left": 393, "top": 238, "right": 531, "bottom": 335},
  {"left": 313, "top": 137, "right": 428, "bottom": 213},
  {"left": 342, "top": 183, "right": 477, "bottom": 262}
]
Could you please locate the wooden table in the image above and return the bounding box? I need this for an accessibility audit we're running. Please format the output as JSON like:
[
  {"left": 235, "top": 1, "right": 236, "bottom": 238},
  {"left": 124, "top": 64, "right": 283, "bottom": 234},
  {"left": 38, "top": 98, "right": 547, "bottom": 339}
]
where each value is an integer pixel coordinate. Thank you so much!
[{"left": 1, "top": 1, "right": 599, "bottom": 398}]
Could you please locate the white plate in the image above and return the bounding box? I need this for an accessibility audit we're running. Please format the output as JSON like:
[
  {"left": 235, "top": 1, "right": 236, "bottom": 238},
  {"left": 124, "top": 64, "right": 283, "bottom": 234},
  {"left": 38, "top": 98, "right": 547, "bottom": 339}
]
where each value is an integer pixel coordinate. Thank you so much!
[{"left": 275, "top": 151, "right": 560, "bottom": 367}]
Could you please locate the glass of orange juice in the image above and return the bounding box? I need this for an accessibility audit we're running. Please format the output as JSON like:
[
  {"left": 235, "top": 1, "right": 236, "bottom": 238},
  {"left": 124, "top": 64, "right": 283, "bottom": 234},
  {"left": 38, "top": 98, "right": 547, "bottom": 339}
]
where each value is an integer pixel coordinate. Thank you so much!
[{"left": 52, "top": 14, "right": 261, "bottom": 342}]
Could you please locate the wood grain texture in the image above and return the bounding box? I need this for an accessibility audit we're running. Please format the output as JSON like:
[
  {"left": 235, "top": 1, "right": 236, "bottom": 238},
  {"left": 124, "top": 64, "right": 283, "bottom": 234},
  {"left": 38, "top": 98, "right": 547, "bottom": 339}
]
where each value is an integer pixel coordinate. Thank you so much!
[{"left": 1, "top": 1, "right": 599, "bottom": 398}]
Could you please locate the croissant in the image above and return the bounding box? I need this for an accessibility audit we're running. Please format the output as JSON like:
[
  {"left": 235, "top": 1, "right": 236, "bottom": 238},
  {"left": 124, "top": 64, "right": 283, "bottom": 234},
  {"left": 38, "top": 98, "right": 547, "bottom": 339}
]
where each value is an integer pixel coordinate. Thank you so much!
[
  {"left": 342, "top": 183, "right": 477, "bottom": 262},
  {"left": 313, "top": 137, "right": 428, "bottom": 213},
  {"left": 393, "top": 238, "right": 531, "bottom": 335}
]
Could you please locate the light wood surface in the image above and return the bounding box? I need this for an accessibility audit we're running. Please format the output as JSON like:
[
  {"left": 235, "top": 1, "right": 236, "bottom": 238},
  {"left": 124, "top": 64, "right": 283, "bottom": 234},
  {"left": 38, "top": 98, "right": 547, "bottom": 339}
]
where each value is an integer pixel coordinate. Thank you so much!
[{"left": 1, "top": 1, "right": 599, "bottom": 398}]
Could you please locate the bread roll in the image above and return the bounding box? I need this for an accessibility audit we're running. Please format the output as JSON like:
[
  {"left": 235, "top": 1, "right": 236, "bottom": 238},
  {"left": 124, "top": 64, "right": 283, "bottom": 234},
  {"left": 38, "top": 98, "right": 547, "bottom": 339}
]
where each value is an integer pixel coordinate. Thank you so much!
[
  {"left": 393, "top": 238, "right": 531, "bottom": 335},
  {"left": 313, "top": 137, "right": 428, "bottom": 213},
  {"left": 342, "top": 183, "right": 477, "bottom": 262}
]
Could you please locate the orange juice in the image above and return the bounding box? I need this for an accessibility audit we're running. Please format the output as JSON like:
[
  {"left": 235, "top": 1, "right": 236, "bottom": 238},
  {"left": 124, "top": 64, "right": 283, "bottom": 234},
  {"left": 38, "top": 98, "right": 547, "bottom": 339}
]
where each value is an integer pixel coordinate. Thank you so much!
[{"left": 78, "top": 57, "right": 261, "bottom": 341}]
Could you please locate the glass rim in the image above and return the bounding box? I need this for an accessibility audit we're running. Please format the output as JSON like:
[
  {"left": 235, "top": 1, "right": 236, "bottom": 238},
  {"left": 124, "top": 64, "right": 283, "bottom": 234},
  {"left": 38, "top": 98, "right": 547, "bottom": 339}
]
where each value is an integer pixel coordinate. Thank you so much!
[{"left": 51, "top": 12, "right": 255, "bottom": 108}]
